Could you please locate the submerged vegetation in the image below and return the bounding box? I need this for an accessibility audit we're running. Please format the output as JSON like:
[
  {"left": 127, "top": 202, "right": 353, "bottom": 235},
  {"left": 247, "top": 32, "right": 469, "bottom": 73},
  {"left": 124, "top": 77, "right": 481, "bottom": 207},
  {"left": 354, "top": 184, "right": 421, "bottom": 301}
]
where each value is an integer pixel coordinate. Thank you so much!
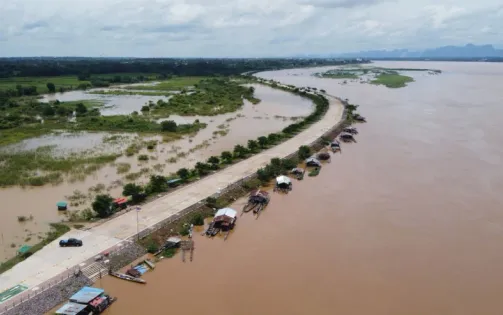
[
  {"left": 0, "top": 145, "right": 119, "bottom": 186},
  {"left": 315, "top": 66, "right": 440, "bottom": 88},
  {"left": 371, "top": 73, "right": 415, "bottom": 88},
  {"left": 0, "top": 223, "right": 70, "bottom": 274},
  {"left": 151, "top": 78, "right": 259, "bottom": 116}
]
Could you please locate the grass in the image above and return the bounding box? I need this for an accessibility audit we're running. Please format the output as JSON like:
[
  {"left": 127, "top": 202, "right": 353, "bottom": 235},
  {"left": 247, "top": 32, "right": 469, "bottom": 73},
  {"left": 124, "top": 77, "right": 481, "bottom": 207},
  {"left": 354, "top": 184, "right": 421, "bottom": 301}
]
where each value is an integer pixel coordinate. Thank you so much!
[
  {"left": 116, "top": 163, "right": 132, "bottom": 174},
  {"left": 0, "top": 223, "right": 70, "bottom": 274},
  {"left": 371, "top": 73, "right": 415, "bottom": 88},
  {"left": 0, "top": 76, "right": 90, "bottom": 93},
  {"left": 124, "top": 76, "right": 206, "bottom": 91}
]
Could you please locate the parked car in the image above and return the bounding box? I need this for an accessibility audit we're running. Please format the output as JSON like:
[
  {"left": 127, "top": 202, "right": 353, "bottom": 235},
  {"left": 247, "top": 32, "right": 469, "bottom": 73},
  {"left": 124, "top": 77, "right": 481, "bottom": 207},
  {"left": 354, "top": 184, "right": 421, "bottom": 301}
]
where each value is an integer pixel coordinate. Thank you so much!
[{"left": 59, "top": 238, "right": 83, "bottom": 247}]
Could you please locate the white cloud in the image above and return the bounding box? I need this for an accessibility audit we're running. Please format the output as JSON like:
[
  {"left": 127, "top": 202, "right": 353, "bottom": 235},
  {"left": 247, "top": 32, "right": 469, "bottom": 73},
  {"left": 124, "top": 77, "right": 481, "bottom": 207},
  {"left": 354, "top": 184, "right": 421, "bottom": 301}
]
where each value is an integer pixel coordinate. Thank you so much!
[{"left": 0, "top": 0, "right": 502, "bottom": 57}]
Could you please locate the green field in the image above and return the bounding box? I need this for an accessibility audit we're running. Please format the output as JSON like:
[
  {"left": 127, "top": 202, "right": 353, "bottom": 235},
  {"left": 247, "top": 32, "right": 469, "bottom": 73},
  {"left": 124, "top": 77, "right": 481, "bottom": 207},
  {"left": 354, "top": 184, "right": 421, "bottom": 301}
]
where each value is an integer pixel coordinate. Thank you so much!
[
  {"left": 0, "top": 76, "right": 89, "bottom": 93},
  {"left": 125, "top": 76, "right": 207, "bottom": 91},
  {"left": 371, "top": 73, "right": 415, "bottom": 88}
]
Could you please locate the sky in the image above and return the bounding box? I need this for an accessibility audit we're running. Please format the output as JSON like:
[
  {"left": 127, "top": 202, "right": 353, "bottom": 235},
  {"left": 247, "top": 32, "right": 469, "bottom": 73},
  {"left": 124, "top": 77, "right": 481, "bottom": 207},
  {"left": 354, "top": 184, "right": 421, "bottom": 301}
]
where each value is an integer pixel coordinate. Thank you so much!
[{"left": 0, "top": 0, "right": 502, "bottom": 57}]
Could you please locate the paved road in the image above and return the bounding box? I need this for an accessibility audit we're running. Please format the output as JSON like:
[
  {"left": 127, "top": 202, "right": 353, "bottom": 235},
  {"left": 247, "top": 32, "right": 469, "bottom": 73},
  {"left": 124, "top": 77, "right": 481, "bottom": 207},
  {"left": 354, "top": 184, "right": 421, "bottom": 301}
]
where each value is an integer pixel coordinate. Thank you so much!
[{"left": 0, "top": 95, "right": 344, "bottom": 303}]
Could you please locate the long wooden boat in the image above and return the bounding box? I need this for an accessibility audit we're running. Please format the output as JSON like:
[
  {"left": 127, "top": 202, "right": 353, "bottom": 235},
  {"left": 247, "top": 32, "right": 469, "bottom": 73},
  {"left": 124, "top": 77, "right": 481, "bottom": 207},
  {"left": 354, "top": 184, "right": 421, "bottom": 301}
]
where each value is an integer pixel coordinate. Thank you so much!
[{"left": 109, "top": 271, "right": 146, "bottom": 284}]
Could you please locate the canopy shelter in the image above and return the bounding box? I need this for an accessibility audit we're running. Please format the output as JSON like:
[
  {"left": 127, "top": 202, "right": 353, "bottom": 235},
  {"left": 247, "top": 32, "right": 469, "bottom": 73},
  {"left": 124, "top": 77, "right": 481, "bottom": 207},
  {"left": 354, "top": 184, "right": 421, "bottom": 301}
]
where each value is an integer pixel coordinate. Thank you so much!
[
  {"left": 70, "top": 287, "right": 105, "bottom": 305},
  {"left": 113, "top": 197, "right": 128, "bottom": 205},
  {"left": 17, "top": 245, "right": 31, "bottom": 256},
  {"left": 275, "top": 175, "right": 292, "bottom": 188},
  {"left": 167, "top": 178, "right": 182, "bottom": 187},
  {"left": 57, "top": 201, "right": 68, "bottom": 211},
  {"left": 55, "top": 302, "right": 88, "bottom": 315},
  {"left": 305, "top": 157, "right": 322, "bottom": 167}
]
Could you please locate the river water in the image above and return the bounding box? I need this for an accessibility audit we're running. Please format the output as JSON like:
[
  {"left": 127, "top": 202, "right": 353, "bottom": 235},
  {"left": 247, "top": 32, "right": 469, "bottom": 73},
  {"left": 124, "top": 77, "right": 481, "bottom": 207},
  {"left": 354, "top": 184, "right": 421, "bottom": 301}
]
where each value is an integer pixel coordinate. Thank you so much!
[
  {"left": 97, "top": 61, "right": 503, "bottom": 315},
  {"left": 0, "top": 84, "right": 312, "bottom": 261}
]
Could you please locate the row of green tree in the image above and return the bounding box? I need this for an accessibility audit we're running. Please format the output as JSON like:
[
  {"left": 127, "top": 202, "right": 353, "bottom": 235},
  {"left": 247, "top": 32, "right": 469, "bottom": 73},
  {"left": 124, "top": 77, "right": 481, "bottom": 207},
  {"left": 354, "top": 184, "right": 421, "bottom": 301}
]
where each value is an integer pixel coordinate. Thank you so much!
[
  {"left": 0, "top": 58, "right": 367, "bottom": 78},
  {"left": 90, "top": 86, "right": 329, "bottom": 218}
]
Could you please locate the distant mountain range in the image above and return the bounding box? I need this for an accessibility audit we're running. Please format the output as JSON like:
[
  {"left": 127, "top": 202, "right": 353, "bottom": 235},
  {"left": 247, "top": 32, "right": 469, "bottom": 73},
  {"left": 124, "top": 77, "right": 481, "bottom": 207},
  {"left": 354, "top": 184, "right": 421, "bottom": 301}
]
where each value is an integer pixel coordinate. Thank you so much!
[{"left": 333, "top": 44, "right": 503, "bottom": 59}]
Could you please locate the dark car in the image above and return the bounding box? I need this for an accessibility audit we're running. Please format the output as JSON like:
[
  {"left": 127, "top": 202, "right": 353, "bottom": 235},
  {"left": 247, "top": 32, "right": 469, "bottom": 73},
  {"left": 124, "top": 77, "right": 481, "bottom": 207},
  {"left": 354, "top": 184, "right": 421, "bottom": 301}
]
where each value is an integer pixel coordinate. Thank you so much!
[{"left": 59, "top": 238, "right": 83, "bottom": 247}]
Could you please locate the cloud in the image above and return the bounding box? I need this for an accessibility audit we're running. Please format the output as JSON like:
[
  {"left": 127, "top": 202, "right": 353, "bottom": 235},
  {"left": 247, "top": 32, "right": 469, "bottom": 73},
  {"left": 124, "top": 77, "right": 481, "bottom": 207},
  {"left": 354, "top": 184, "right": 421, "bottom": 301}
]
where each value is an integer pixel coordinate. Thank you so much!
[
  {"left": 22, "top": 21, "right": 48, "bottom": 31},
  {"left": 297, "top": 0, "right": 387, "bottom": 8},
  {"left": 0, "top": 0, "right": 502, "bottom": 57}
]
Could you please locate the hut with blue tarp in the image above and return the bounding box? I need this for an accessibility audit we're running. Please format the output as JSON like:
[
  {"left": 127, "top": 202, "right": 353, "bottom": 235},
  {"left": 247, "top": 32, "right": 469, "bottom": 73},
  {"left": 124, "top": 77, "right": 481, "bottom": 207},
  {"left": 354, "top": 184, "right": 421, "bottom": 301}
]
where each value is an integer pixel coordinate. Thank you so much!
[{"left": 57, "top": 201, "right": 68, "bottom": 211}]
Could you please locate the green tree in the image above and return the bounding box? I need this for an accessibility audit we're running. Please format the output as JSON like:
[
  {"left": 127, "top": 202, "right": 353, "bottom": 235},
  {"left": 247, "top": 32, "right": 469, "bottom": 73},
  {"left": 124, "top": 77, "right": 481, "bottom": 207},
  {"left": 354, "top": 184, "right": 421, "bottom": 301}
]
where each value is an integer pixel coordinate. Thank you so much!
[
  {"left": 75, "top": 103, "right": 87, "bottom": 115},
  {"left": 221, "top": 151, "right": 233, "bottom": 164},
  {"left": 92, "top": 194, "right": 114, "bottom": 218},
  {"left": 55, "top": 106, "right": 70, "bottom": 116},
  {"left": 207, "top": 156, "right": 220, "bottom": 165},
  {"left": 267, "top": 133, "right": 280, "bottom": 144},
  {"left": 161, "top": 120, "right": 177, "bottom": 132},
  {"left": 141, "top": 105, "right": 150, "bottom": 112},
  {"left": 298, "top": 145, "right": 311, "bottom": 160},
  {"left": 233, "top": 144, "right": 248, "bottom": 159},
  {"left": 42, "top": 105, "right": 55, "bottom": 116},
  {"left": 123, "top": 183, "right": 143, "bottom": 197},
  {"left": 247, "top": 140, "right": 259, "bottom": 152},
  {"left": 46, "top": 82, "right": 56, "bottom": 93},
  {"left": 258, "top": 136, "right": 269, "bottom": 148},
  {"left": 176, "top": 168, "right": 190, "bottom": 180},
  {"left": 146, "top": 175, "right": 167, "bottom": 194},
  {"left": 195, "top": 162, "right": 210, "bottom": 176}
]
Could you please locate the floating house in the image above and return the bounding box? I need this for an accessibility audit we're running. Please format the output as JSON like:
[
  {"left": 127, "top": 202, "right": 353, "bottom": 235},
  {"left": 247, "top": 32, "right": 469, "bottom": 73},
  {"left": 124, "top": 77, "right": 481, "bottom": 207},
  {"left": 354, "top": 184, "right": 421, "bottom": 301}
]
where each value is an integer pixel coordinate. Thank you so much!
[
  {"left": 305, "top": 157, "right": 322, "bottom": 167},
  {"left": 275, "top": 175, "right": 292, "bottom": 191},
  {"left": 205, "top": 208, "right": 238, "bottom": 237},
  {"left": 56, "top": 286, "right": 115, "bottom": 315},
  {"left": 317, "top": 152, "right": 331, "bottom": 161}
]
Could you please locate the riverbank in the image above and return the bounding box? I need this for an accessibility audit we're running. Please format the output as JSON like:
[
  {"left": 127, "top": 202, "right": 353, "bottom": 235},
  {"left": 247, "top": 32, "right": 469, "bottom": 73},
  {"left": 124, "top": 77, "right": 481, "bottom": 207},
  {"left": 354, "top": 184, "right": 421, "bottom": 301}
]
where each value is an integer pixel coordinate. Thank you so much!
[{"left": 0, "top": 90, "right": 345, "bottom": 313}]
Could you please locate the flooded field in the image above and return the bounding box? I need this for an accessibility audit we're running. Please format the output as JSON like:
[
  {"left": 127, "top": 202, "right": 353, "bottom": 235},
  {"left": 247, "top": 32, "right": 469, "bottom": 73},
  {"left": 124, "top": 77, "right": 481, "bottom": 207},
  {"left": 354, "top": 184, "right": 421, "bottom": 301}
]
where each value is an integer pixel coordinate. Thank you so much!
[
  {"left": 98, "top": 62, "right": 503, "bottom": 315},
  {"left": 0, "top": 83, "right": 313, "bottom": 261}
]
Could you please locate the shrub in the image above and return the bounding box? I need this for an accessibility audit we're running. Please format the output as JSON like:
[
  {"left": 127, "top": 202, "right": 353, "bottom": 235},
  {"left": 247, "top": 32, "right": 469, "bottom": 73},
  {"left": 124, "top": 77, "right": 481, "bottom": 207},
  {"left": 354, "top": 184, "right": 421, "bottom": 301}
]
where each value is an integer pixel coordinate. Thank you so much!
[
  {"left": 161, "top": 120, "right": 177, "bottom": 132},
  {"left": 92, "top": 194, "right": 114, "bottom": 218},
  {"left": 243, "top": 178, "right": 262, "bottom": 190},
  {"left": 298, "top": 145, "right": 311, "bottom": 160},
  {"left": 190, "top": 213, "right": 205, "bottom": 226},
  {"left": 138, "top": 154, "right": 149, "bottom": 161},
  {"left": 221, "top": 151, "right": 233, "bottom": 164},
  {"left": 176, "top": 168, "right": 190, "bottom": 180}
]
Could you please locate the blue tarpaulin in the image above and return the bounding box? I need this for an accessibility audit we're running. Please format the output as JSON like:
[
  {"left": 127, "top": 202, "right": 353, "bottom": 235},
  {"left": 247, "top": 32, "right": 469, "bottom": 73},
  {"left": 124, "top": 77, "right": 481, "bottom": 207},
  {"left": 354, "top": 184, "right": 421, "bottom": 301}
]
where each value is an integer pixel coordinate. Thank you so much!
[{"left": 134, "top": 264, "right": 148, "bottom": 275}]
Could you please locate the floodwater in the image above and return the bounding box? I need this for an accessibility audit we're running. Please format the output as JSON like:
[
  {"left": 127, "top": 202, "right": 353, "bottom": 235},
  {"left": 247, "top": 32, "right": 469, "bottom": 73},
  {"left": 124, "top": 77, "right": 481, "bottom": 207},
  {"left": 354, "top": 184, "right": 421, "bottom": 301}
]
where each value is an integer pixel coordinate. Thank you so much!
[
  {"left": 40, "top": 89, "right": 171, "bottom": 116},
  {"left": 0, "top": 84, "right": 312, "bottom": 261},
  {"left": 98, "top": 62, "right": 503, "bottom": 315}
]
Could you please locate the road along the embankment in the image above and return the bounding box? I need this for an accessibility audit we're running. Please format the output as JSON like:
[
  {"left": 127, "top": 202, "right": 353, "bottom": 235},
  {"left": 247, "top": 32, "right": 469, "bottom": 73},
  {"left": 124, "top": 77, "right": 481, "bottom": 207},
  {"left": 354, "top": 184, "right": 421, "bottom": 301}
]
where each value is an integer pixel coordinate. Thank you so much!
[{"left": 0, "top": 94, "right": 344, "bottom": 307}]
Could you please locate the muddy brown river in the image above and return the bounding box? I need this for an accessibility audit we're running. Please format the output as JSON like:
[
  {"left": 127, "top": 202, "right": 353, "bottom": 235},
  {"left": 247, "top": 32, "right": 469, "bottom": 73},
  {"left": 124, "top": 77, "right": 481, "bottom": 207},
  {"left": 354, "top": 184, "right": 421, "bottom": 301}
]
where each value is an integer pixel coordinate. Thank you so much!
[{"left": 96, "top": 61, "right": 503, "bottom": 315}]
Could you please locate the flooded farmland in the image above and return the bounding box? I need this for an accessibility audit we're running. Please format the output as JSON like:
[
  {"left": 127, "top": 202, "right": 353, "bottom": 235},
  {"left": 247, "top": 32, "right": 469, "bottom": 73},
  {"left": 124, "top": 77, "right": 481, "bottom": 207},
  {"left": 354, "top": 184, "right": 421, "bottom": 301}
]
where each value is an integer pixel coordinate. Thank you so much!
[
  {"left": 98, "top": 62, "right": 503, "bottom": 315},
  {"left": 0, "top": 83, "right": 313, "bottom": 261}
]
